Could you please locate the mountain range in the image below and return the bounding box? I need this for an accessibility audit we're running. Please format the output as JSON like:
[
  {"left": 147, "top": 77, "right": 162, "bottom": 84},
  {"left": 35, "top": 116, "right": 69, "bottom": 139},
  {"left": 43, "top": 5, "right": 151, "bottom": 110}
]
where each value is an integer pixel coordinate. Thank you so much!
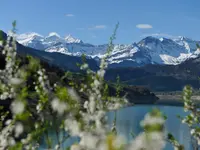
[
  {"left": 17, "top": 32, "right": 200, "bottom": 68},
  {"left": 2, "top": 30, "right": 200, "bottom": 92}
]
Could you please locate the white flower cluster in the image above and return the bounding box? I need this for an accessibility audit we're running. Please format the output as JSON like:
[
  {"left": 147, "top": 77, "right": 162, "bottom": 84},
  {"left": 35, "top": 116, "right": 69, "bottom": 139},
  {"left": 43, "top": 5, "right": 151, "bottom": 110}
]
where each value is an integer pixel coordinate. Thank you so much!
[
  {"left": 14, "top": 122, "right": 24, "bottom": 138},
  {"left": 35, "top": 68, "right": 51, "bottom": 113},
  {"left": 4, "top": 36, "right": 17, "bottom": 76},
  {"left": 20, "top": 133, "right": 40, "bottom": 150},
  {"left": 0, "top": 30, "right": 30, "bottom": 148},
  {"left": 68, "top": 87, "right": 80, "bottom": 102},
  {"left": 181, "top": 85, "right": 200, "bottom": 148},
  {"left": 36, "top": 69, "right": 50, "bottom": 93},
  {"left": 128, "top": 110, "right": 166, "bottom": 150},
  {"left": 128, "top": 132, "right": 165, "bottom": 150},
  {"left": 106, "top": 97, "right": 128, "bottom": 111},
  {"left": 11, "top": 100, "right": 25, "bottom": 115},
  {"left": 65, "top": 118, "right": 80, "bottom": 136},
  {"left": 140, "top": 114, "right": 165, "bottom": 126},
  {"left": 0, "top": 120, "right": 15, "bottom": 149},
  {"left": 51, "top": 97, "right": 67, "bottom": 115},
  {"left": 80, "top": 63, "right": 88, "bottom": 70},
  {"left": 0, "top": 31, "right": 22, "bottom": 100}
]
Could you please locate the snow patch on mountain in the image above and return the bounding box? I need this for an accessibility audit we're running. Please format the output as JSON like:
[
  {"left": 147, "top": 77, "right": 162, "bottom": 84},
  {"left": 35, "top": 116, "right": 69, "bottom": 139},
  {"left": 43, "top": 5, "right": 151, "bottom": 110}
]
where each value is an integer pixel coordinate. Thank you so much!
[
  {"left": 64, "top": 34, "right": 83, "bottom": 43},
  {"left": 17, "top": 32, "right": 44, "bottom": 45}
]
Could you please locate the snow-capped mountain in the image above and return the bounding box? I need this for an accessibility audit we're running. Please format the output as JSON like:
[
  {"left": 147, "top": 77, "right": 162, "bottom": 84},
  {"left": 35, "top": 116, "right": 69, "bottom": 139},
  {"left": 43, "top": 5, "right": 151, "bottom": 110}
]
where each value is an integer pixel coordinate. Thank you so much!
[
  {"left": 107, "top": 36, "right": 200, "bottom": 67},
  {"left": 17, "top": 32, "right": 108, "bottom": 56},
  {"left": 136, "top": 36, "right": 200, "bottom": 65},
  {"left": 17, "top": 32, "right": 200, "bottom": 67}
]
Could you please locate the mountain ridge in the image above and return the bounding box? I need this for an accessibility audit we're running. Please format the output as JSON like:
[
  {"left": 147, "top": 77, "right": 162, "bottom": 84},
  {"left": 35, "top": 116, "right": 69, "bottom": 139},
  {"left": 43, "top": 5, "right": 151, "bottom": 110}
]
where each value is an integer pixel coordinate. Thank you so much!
[
  {"left": 16, "top": 32, "right": 200, "bottom": 68},
  {"left": 0, "top": 30, "right": 99, "bottom": 72}
]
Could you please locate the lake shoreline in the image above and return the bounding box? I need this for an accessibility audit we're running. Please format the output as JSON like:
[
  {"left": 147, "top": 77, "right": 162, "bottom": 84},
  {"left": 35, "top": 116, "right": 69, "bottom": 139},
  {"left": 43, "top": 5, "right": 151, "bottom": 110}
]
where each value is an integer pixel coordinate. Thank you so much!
[
  {"left": 125, "top": 94, "right": 200, "bottom": 107},
  {"left": 153, "top": 94, "right": 200, "bottom": 107},
  {"left": 156, "top": 94, "right": 200, "bottom": 100}
]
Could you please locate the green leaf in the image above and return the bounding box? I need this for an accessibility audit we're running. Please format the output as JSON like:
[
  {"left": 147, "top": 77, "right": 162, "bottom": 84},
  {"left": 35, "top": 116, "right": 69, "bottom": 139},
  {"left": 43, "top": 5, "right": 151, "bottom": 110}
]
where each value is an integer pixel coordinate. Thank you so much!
[
  {"left": 12, "top": 20, "right": 17, "bottom": 33},
  {"left": 15, "top": 111, "right": 30, "bottom": 121},
  {"left": 167, "top": 133, "right": 175, "bottom": 141},
  {"left": 12, "top": 20, "right": 17, "bottom": 28},
  {"left": 8, "top": 143, "right": 23, "bottom": 150},
  {"left": 0, "top": 30, "right": 3, "bottom": 41},
  {"left": 81, "top": 54, "right": 86, "bottom": 63},
  {"left": 163, "top": 114, "right": 168, "bottom": 120},
  {"left": 130, "top": 130, "right": 135, "bottom": 138}
]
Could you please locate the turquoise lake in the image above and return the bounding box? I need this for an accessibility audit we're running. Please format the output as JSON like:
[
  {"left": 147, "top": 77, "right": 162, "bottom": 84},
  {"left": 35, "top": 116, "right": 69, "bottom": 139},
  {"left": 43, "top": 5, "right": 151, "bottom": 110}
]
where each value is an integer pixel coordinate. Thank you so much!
[{"left": 39, "top": 104, "right": 192, "bottom": 150}]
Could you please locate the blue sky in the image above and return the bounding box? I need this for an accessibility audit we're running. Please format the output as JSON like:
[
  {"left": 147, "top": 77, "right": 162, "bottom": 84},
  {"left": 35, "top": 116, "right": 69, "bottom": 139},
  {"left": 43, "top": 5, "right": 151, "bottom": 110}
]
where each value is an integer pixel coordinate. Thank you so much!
[{"left": 1, "top": 0, "right": 200, "bottom": 44}]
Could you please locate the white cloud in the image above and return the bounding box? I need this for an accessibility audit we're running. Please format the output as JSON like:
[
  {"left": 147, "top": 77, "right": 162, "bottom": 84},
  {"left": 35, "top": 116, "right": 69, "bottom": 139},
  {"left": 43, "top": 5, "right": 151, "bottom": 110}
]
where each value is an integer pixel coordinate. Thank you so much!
[
  {"left": 89, "top": 25, "right": 107, "bottom": 30},
  {"left": 65, "top": 14, "right": 75, "bottom": 17},
  {"left": 136, "top": 24, "right": 153, "bottom": 29}
]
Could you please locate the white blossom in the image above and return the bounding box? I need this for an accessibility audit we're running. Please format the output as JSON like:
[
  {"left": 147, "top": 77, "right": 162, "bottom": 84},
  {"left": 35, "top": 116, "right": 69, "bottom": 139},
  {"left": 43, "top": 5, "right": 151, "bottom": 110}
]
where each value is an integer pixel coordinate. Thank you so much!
[
  {"left": 38, "top": 76, "right": 43, "bottom": 83},
  {"left": 79, "top": 133, "right": 99, "bottom": 149},
  {"left": 8, "top": 137, "right": 16, "bottom": 146},
  {"left": 83, "top": 101, "right": 88, "bottom": 109},
  {"left": 89, "top": 99, "right": 96, "bottom": 114},
  {"left": 94, "top": 79, "right": 101, "bottom": 88},
  {"left": 5, "top": 120, "right": 12, "bottom": 126},
  {"left": 181, "top": 119, "right": 186, "bottom": 124},
  {"left": 35, "top": 123, "right": 39, "bottom": 129},
  {"left": 15, "top": 123, "right": 24, "bottom": 137},
  {"left": 36, "top": 103, "right": 42, "bottom": 112},
  {"left": 11, "top": 100, "right": 25, "bottom": 114},
  {"left": 10, "top": 78, "right": 23, "bottom": 85},
  {"left": 51, "top": 98, "right": 67, "bottom": 115},
  {"left": 68, "top": 88, "right": 80, "bottom": 101},
  {"left": 0, "top": 41, "right": 3, "bottom": 47},
  {"left": 70, "top": 144, "right": 81, "bottom": 150},
  {"left": 55, "top": 145, "right": 60, "bottom": 150},
  {"left": 65, "top": 119, "right": 80, "bottom": 136},
  {"left": 141, "top": 115, "right": 165, "bottom": 126},
  {"left": 128, "top": 132, "right": 165, "bottom": 150},
  {"left": 97, "top": 70, "right": 105, "bottom": 78},
  {"left": 113, "top": 135, "right": 126, "bottom": 148},
  {"left": 80, "top": 64, "right": 88, "bottom": 70},
  {"left": 190, "top": 129, "right": 195, "bottom": 135}
]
